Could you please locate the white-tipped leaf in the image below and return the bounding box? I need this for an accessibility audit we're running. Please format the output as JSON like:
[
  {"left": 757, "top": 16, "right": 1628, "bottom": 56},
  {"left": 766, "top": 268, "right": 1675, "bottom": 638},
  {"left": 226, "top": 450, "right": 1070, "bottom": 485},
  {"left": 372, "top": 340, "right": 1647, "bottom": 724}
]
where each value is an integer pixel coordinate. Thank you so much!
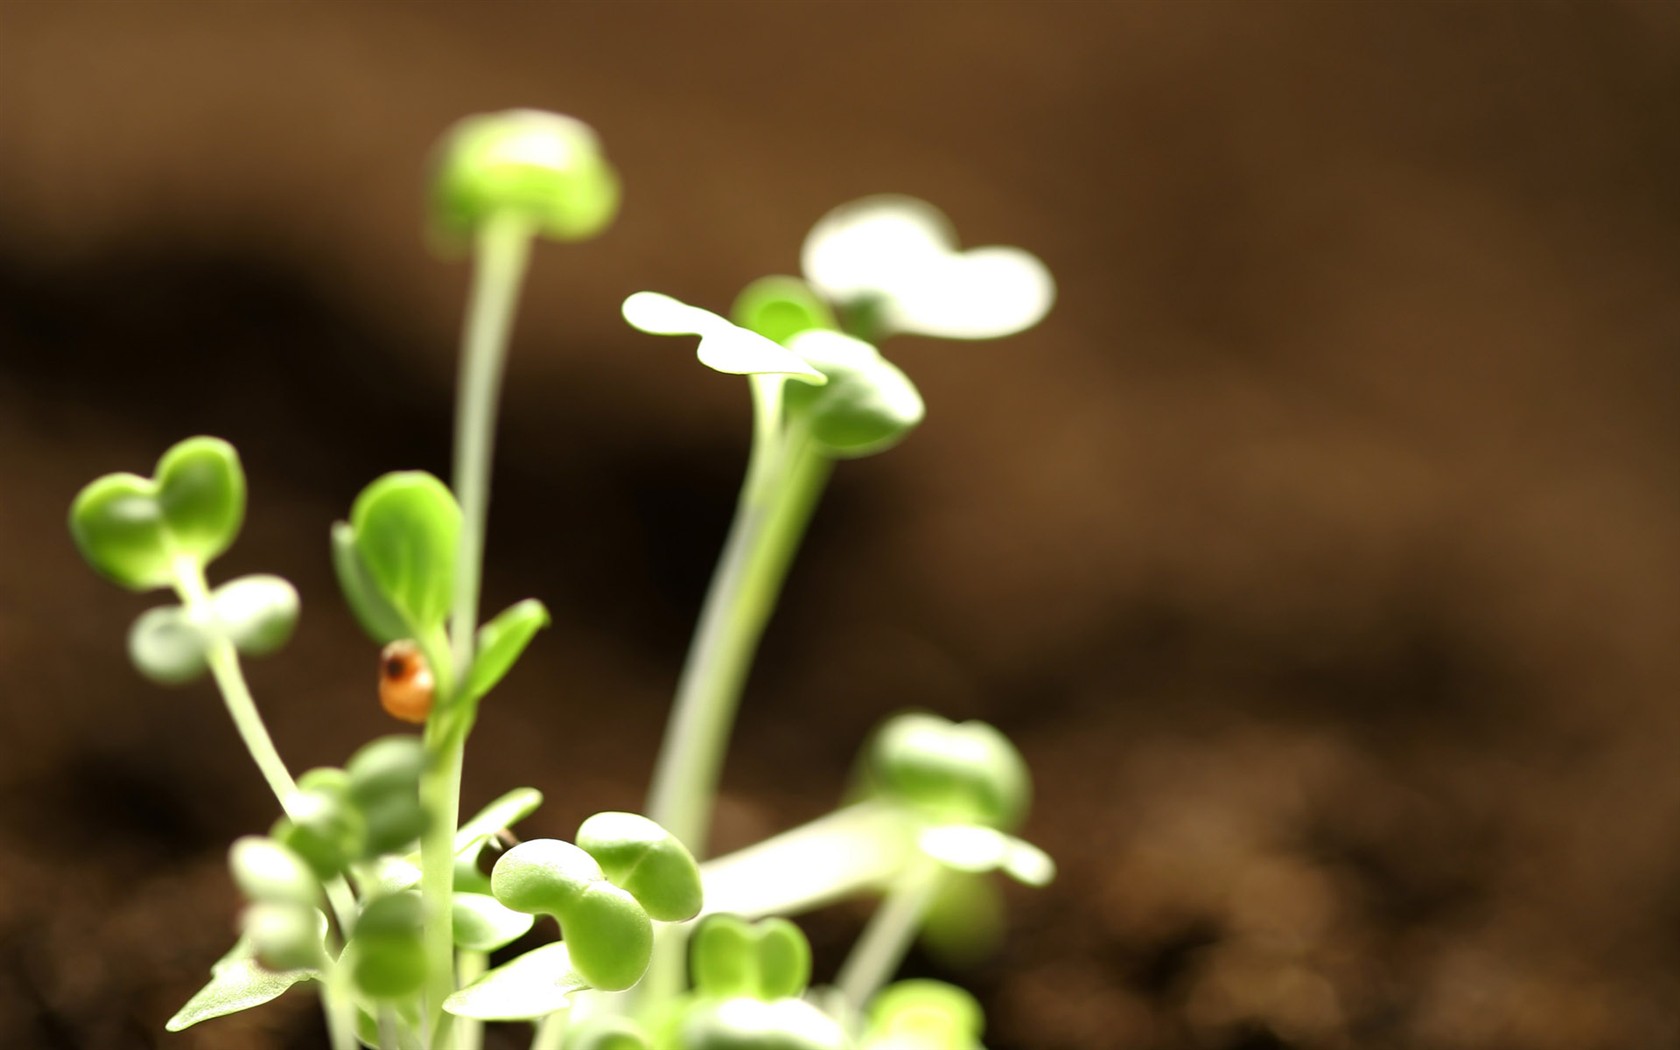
[
  {"left": 622, "top": 291, "right": 825, "bottom": 382},
  {"left": 801, "top": 194, "right": 1054, "bottom": 340}
]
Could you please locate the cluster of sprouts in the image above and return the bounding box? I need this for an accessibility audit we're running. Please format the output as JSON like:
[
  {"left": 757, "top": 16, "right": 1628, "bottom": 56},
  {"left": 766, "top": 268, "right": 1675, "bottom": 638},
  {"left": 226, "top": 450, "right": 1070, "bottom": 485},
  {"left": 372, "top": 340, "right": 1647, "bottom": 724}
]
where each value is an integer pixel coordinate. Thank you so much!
[{"left": 69, "top": 109, "right": 1055, "bottom": 1050}]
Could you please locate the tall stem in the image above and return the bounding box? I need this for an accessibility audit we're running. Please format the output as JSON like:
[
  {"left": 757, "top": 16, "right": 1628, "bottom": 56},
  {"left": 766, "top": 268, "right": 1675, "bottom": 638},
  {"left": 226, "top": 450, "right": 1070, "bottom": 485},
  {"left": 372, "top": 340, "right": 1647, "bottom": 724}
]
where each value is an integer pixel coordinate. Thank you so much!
[
  {"left": 645, "top": 423, "right": 833, "bottom": 854},
  {"left": 419, "top": 212, "right": 533, "bottom": 1047}
]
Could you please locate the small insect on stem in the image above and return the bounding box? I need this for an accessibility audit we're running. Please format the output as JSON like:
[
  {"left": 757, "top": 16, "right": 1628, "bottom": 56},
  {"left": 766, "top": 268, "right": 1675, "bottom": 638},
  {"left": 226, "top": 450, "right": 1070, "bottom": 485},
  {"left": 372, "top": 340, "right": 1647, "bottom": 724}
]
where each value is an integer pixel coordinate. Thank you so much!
[{"left": 379, "top": 640, "right": 434, "bottom": 724}]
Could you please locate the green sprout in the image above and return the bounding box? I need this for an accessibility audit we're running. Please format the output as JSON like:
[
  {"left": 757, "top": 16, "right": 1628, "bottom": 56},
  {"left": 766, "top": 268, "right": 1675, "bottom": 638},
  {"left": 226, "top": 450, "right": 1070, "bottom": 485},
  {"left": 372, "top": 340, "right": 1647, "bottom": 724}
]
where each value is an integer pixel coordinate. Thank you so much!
[{"left": 68, "top": 107, "right": 1055, "bottom": 1050}]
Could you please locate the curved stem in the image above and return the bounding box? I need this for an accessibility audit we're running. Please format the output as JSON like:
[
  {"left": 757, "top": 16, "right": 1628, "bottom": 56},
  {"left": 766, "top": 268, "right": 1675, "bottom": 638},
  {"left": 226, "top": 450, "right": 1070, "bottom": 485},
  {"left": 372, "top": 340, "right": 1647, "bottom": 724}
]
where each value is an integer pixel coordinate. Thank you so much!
[
  {"left": 419, "top": 211, "right": 533, "bottom": 1048},
  {"left": 173, "top": 556, "right": 297, "bottom": 807},
  {"left": 171, "top": 556, "right": 358, "bottom": 1047},
  {"left": 644, "top": 421, "right": 834, "bottom": 854},
  {"left": 833, "top": 855, "right": 942, "bottom": 1010},
  {"left": 634, "top": 412, "right": 832, "bottom": 1021}
]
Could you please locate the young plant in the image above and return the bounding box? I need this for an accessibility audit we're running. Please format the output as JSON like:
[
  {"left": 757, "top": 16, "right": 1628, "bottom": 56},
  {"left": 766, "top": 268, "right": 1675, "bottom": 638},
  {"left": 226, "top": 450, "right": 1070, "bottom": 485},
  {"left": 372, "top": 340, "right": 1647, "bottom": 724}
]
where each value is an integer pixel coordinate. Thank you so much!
[{"left": 69, "top": 108, "right": 1055, "bottom": 1050}]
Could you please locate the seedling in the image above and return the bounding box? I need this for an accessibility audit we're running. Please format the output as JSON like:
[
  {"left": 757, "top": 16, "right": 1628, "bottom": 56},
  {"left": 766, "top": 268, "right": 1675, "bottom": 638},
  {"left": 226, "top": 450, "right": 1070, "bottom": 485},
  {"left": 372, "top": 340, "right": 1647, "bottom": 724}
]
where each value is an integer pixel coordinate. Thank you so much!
[{"left": 69, "top": 108, "right": 1056, "bottom": 1050}]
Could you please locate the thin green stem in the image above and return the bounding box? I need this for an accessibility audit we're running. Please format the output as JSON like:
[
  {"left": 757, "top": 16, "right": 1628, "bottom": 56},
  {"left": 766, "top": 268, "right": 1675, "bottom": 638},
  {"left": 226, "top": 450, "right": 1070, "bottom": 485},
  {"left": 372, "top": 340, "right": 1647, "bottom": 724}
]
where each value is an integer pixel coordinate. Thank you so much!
[
  {"left": 634, "top": 414, "right": 832, "bottom": 1020},
  {"left": 419, "top": 211, "right": 533, "bottom": 1048},
  {"left": 644, "top": 421, "right": 834, "bottom": 854},
  {"left": 172, "top": 556, "right": 361, "bottom": 1046},
  {"left": 456, "top": 951, "right": 488, "bottom": 1050},
  {"left": 833, "top": 855, "right": 942, "bottom": 1010},
  {"left": 447, "top": 212, "right": 532, "bottom": 676},
  {"left": 322, "top": 958, "right": 359, "bottom": 1050},
  {"left": 173, "top": 556, "right": 297, "bottom": 807}
]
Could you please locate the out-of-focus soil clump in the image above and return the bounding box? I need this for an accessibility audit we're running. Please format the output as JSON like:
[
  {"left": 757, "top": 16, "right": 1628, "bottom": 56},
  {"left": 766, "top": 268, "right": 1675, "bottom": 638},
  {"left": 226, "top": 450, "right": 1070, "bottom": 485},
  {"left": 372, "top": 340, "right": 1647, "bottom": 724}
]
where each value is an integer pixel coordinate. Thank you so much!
[{"left": 1, "top": 3, "right": 1678, "bottom": 1049}]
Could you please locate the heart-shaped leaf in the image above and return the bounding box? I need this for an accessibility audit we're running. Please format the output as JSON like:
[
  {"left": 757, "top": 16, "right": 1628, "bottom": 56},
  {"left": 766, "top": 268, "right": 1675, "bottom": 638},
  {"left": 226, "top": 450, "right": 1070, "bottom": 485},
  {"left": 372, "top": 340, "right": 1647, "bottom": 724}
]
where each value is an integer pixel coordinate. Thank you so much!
[
  {"left": 127, "top": 605, "right": 209, "bottom": 684},
  {"left": 463, "top": 599, "right": 550, "bottom": 702},
  {"left": 782, "top": 331, "right": 923, "bottom": 458},
  {"left": 210, "top": 574, "right": 299, "bottom": 657},
  {"left": 801, "top": 195, "right": 1054, "bottom": 340},
  {"left": 622, "top": 292, "right": 827, "bottom": 382},
  {"left": 490, "top": 838, "right": 652, "bottom": 991},
  {"left": 443, "top": 941, "right": 587, "bottom": 1021},
  {"left": 348, "top": 472, "right": 460, "bottom": 635},
  {"left": 691, "top": 915, "right": 811, "bottom": 1002},
  {"left": 576, "top": 811, "right": 702, "bottom": 922},
  {"left": 70, "top": 436, "right": 246, "bottom": 590},
  {"left": 164, "top": 935, "right": 318, "bottom": 1032},
  {"left": 864, "top": 713, "right": 1031, "bottom": 830},
  {"left": 432, "top": 109, "right": 620, "bottom": 243}
]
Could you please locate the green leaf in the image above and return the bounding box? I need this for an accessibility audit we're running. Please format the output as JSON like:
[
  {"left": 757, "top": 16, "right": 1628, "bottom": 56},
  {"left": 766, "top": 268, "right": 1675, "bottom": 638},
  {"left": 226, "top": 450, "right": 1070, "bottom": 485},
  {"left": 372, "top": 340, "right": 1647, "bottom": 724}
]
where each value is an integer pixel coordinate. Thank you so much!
[
  {"left": 210, "top": 574, "right": 299, "bottom": 656},
  {"left": 431, "top": 109, "right": 619, "bottom": 243},
  {"left": 622, "top": 292, "right": 827, "bottom": 382},
  {"left": 347, "top": 893, "right": 426, "bottom": 1000},
  {"left": 69, "top": 436, "right": 246, "bottom": 590},
  {"left": 454, "top": 787, "right": 544, "bottom": 858},
  {"left": 576, "top": 811, "right": 702, "bottom": 923},
  {"left": 865, "top": 979, "right": 985, "bottom": 1050},
  {"left": 348, "top": 472, "right": 460, "bottom": 634},
  {"left": 690, "top": 915, "right": 811, "bottom": 1002},
  {"left": 490, "top": 839, "right": 652, "bottom": 991},
  {"left": 442, "top": 941, "right": 588, "bottom": 1021},
  {"left": 127, "top": 605, "right": 209, "bottom": 684},
  {"left": 452, "top": 891, "right": 536, "bottom": 951},
  {"left": 273, "top": 785, "right": 366, "bottom": 881},
  {"left": 242, "top": 903, "right": 328, "bottom": 972},
  {"left": 864, "top": 713, "right": 1031, "bottom": 830},
  {"left": 463, "top": 599, "right": 550, "bottom": 702},
  {"left": 164, "top": 936, "right": 318, "bottom": 1032},
  {"left": 782, "top": 331, "right": 924, "bottom": 458},
  {"left": 730, "top": 276, "right": 836, "bottom": 345},
  {"left": 363, "top": 854, "right": 423, "bottom": 897},
  {"left": 70, "top": 474, "right": 173, "bottom": 591},
  {"left": 229, "top": 836, "right": 320, "bottom": 907},
  {"left": 156, "top": 437, "right": 246, "bottom": 562},
  {"left": 347, "top": 736, "right": 428, "bottom": 857},
  {"left": 332, "top": 521, "right": 410, "bottom": 644}
]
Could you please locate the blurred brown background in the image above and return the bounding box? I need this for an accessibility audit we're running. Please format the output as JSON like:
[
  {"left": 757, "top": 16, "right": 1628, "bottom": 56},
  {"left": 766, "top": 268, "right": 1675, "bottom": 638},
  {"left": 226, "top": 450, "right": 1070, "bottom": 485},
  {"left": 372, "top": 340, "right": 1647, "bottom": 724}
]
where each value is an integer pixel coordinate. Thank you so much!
[{"left": 2, "top": 2, "right": 1678, "bottom": 1048}]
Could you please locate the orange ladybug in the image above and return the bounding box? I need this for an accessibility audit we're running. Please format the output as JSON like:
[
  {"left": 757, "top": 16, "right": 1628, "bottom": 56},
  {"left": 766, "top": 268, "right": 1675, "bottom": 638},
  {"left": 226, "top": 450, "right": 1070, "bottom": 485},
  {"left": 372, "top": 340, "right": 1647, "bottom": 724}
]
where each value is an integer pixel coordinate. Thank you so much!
[{"left": 379, "top": 640, "right": 434, "bottom": 724}]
